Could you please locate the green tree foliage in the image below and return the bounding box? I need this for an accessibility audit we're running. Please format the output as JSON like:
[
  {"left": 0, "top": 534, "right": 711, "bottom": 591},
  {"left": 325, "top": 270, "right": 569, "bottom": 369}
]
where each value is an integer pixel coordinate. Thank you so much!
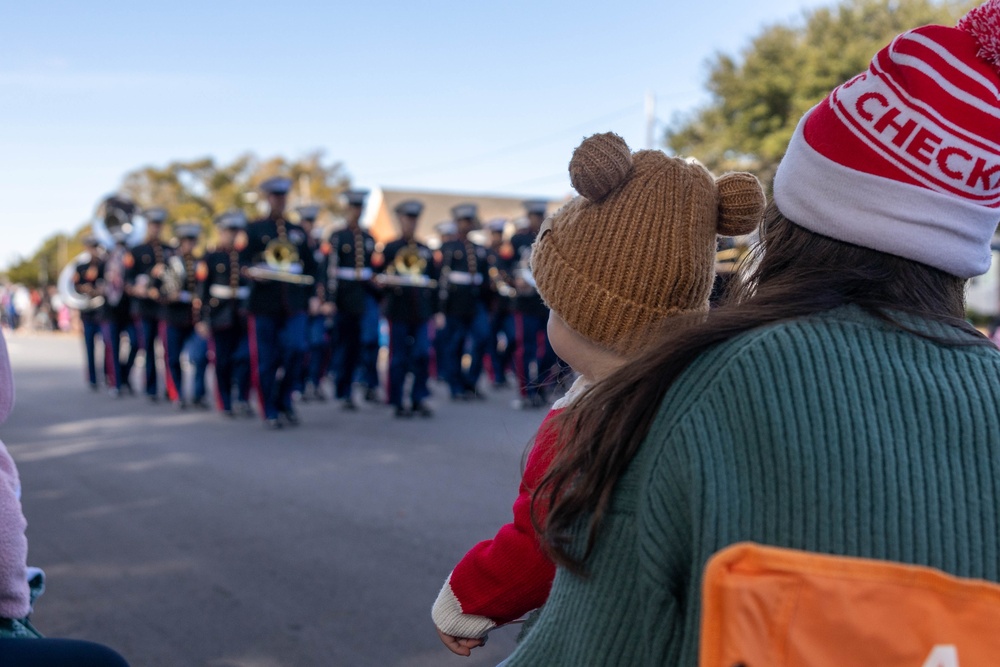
[
  {"left": 6, "top": 230, "right": 89, "bottom": 288},
  {"left": 5, "top": 152, "right": 350, "bottom": 287},
  {"left": 120, "top": 151, "right": 350, "bottom": 243},
  {"left": 665, "top": 0, "right": 975, "bottom": 187}
]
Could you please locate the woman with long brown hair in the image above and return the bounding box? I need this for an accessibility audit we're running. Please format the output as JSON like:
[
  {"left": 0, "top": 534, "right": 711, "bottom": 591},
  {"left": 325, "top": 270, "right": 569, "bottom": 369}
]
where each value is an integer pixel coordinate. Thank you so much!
[{"left": 503, "top": 2, "right": 1000, "bottom": 664}]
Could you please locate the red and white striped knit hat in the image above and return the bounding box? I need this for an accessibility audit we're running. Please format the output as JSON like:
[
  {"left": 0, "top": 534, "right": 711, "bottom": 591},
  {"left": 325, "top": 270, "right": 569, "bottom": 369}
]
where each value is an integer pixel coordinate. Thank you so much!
[{"left": 774, "top": 0, "right": 1000, "bottom": 278}]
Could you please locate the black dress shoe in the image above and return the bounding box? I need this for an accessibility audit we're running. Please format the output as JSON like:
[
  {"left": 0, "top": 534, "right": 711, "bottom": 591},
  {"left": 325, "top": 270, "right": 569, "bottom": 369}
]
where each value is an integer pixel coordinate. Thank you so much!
[
  {"left": 412, "top": 402, "right": 433, "bottom": 418},
  {"left": 393, "top": 406, "right": 412, "bottom": 418},
  {"left": 282, "top": 410, "right": 300, "bottom": 426},
  {"left": 265, "top": 418, "right": 283, "bottom": 430}
]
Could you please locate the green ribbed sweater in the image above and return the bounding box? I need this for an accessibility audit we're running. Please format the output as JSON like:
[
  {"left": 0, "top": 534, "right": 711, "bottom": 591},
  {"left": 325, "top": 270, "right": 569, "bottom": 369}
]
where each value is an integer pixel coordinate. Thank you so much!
[{"left": 505, "top": 306, "right": 1000, "bottom": 666}]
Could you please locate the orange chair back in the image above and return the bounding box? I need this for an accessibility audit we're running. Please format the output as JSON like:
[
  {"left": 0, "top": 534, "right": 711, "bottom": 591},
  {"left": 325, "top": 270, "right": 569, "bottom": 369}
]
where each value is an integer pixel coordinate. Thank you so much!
[{"left": 700, "top": 542, "right": 1000, "bottom": 667}]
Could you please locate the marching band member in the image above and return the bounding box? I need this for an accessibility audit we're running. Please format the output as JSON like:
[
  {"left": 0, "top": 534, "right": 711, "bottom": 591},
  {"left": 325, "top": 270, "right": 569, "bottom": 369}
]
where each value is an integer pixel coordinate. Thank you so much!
[
  {"left": 103, "top": 227, "right": 138, "bottom": 398},
  {"left": 327, "top": 189, "right": 379, "bottom": 411},
  {"left": 294, "top": 205, "right": 331, "bottom": 402},
  {"left": 240, "top": 176, "right": 319, "bottom": 429},
  {"left": 198, "top": 212, "right": 253, "bottom": 417},
  {"left": 379, "top": 200, "right": 438, "bottom": 418},
  {"left": 125, "top": 208, "right": 169, "bottom": 402},
  {"left": 72, "top": 235, "right": 109, "bottom": 392},
  {"left": 486, "top": 218, "right": 516, "bottom": 389},
  {"left": 160, "top": 223, "right": 208, "bottom": 409},
  {"left": 438, "top": 204, "right": 492, "bottom": 400},
  {"left": 510, "top": 200, "right": 559, "bottom": 408}
]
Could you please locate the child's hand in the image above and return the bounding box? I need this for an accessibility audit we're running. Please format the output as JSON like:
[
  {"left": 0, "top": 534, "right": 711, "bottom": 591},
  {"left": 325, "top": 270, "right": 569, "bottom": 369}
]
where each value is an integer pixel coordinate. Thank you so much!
[{"left": 436, "top": 627, "right": 486, "bottom": 656}]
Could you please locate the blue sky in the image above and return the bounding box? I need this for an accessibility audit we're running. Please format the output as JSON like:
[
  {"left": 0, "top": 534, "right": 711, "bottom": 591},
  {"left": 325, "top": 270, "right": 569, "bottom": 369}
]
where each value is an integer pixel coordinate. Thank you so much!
[{"left": 1, "top": 0, "right": 834, "bottom": 268}]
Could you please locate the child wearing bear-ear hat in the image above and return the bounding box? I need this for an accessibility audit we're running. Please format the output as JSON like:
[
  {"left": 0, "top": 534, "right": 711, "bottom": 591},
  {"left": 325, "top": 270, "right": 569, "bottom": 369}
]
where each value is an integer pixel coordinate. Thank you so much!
[{"left": 431, "top": 131, "right": 765, "bottom": 655}]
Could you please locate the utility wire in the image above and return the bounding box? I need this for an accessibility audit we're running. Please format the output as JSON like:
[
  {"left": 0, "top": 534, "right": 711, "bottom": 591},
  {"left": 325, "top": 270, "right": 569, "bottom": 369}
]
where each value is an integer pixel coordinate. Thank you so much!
[
  {"left": 369, "top": 102, "right": 643, "bottom": 180},
  {"left": 500, "top": 172, "right": 570, "bottom": 191}
]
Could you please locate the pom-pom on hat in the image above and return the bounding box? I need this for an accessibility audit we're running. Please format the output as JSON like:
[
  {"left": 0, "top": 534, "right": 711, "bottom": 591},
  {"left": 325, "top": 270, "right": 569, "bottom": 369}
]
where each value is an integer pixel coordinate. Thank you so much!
[
  {"left": 531, "top": 132, "right": 765, "bottom": 356},
  {"left": 774, "top": 0, "right": 1000, "bottom": 279}
]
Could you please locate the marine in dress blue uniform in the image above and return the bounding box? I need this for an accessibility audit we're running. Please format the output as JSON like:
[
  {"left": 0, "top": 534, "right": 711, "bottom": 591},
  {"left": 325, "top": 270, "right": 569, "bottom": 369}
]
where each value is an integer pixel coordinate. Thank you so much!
[
  {"left": 510, "top": 199, "right": 560, "bottom": 408},
  {"left": 438, "top": 203, "right": 493, "bottom": 400},
  {"left": 486, "top": 218, "right": 517, "bottom": 388},
  {"left": 294, "top": 204, "right": 331, "bottom": 402},
  {"left": 103, "top": 228, "right": 139, "bottom": 397},
  {"left": 161, "top": 223, "right": 209, "bottom": 409},
  {"left": 124, "top": 208, "right": 169, "bottom": 401},
  {"left": 378, "top": 199, "right": 438, "bottom": 417},
  {"left": 429, "top": 220, "right": 458, "bottom": 382},
  {"left": 197, "top": 211, "right": 253, "bottom": 417},
  {"left": 240, "top": 176, "right": 320, "bottom": 429},
  {"left": 326, "top": 189, "right": 379, "bottom": 410},
  {"left": 72, "top": 236, "right": 110, "bottom": 391}
]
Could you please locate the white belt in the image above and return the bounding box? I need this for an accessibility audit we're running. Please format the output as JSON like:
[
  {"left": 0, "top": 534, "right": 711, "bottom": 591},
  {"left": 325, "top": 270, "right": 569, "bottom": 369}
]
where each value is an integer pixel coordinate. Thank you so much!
[
  {"left": 447, "top": 271, "right": 483, "bottom": 286},
  {"left": 335, "top": 267, "right": 373, "bottom": 280},
  {"left": 209, "top": 285, "right": 250, "bottom": 300}
]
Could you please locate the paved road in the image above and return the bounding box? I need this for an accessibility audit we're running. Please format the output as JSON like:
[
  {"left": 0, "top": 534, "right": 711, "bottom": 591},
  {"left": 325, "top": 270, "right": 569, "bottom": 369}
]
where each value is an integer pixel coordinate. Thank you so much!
[{"left": 2, "top": 332, "right": 549, "bottom": 667}]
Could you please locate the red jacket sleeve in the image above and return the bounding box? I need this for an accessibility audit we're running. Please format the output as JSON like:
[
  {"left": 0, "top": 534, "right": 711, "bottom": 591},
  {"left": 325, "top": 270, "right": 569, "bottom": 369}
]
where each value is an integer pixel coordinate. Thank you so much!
[{"left": 447, "top": 408, "right": 563, "bottom": 625}]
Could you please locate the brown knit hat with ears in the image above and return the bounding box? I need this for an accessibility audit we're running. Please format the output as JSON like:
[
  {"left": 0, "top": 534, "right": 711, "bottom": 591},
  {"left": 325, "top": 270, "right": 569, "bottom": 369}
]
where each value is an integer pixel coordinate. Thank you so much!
[{"left": 532, "top": 132, "right": 765, "bottom": 356}]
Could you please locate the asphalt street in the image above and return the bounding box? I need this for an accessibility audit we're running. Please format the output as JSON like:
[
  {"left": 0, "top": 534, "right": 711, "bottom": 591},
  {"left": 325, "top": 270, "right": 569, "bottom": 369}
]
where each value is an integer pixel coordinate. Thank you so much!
[{"left": 1, "top": 332, "right": 549, "bottom": 667}]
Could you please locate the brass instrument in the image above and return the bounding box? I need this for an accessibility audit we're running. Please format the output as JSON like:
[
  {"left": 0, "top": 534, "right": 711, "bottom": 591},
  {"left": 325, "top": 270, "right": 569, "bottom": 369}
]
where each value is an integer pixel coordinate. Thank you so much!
[
  {"left": 57, "top": 252, "right": 105, "bottom": 311},
  {"left": 376, "top": 245, "right": 436, "bottom": 288},
  {"left": 489, "top": 266, "right": 516, "bottom": 298},
  {"left": 511, "top": 245, "right": 537, "bottom": 295},
  {"left": 59, "top": 194, "right": 147, "bottom": 311},
  {"left": 246, "top": 237, "right": 316, "bottom": 285},
  {"left": 92, "top": 195, "right": 146, "bottom": 251},
  {"left": 157, "top": 255, "right": 186, "bottom": 302},
  {"left": 264, "top": 237, "right": 298, "bottom": 271}
]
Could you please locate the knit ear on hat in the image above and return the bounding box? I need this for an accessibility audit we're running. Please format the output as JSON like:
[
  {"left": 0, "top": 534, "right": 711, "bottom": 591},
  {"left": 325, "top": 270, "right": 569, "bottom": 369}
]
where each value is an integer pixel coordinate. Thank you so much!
[
  {"left": 715, "top": 172, "right": 766, "bottom": 237},
  {"left": 569, "top": 132, "right": 633, "bottom": 203}
]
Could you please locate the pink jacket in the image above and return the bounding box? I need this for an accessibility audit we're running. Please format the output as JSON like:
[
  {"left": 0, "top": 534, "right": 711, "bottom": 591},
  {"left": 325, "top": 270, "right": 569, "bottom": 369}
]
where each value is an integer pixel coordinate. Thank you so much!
[{"left": 0, "top": 329, "right": 29, "bottom": 619}]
